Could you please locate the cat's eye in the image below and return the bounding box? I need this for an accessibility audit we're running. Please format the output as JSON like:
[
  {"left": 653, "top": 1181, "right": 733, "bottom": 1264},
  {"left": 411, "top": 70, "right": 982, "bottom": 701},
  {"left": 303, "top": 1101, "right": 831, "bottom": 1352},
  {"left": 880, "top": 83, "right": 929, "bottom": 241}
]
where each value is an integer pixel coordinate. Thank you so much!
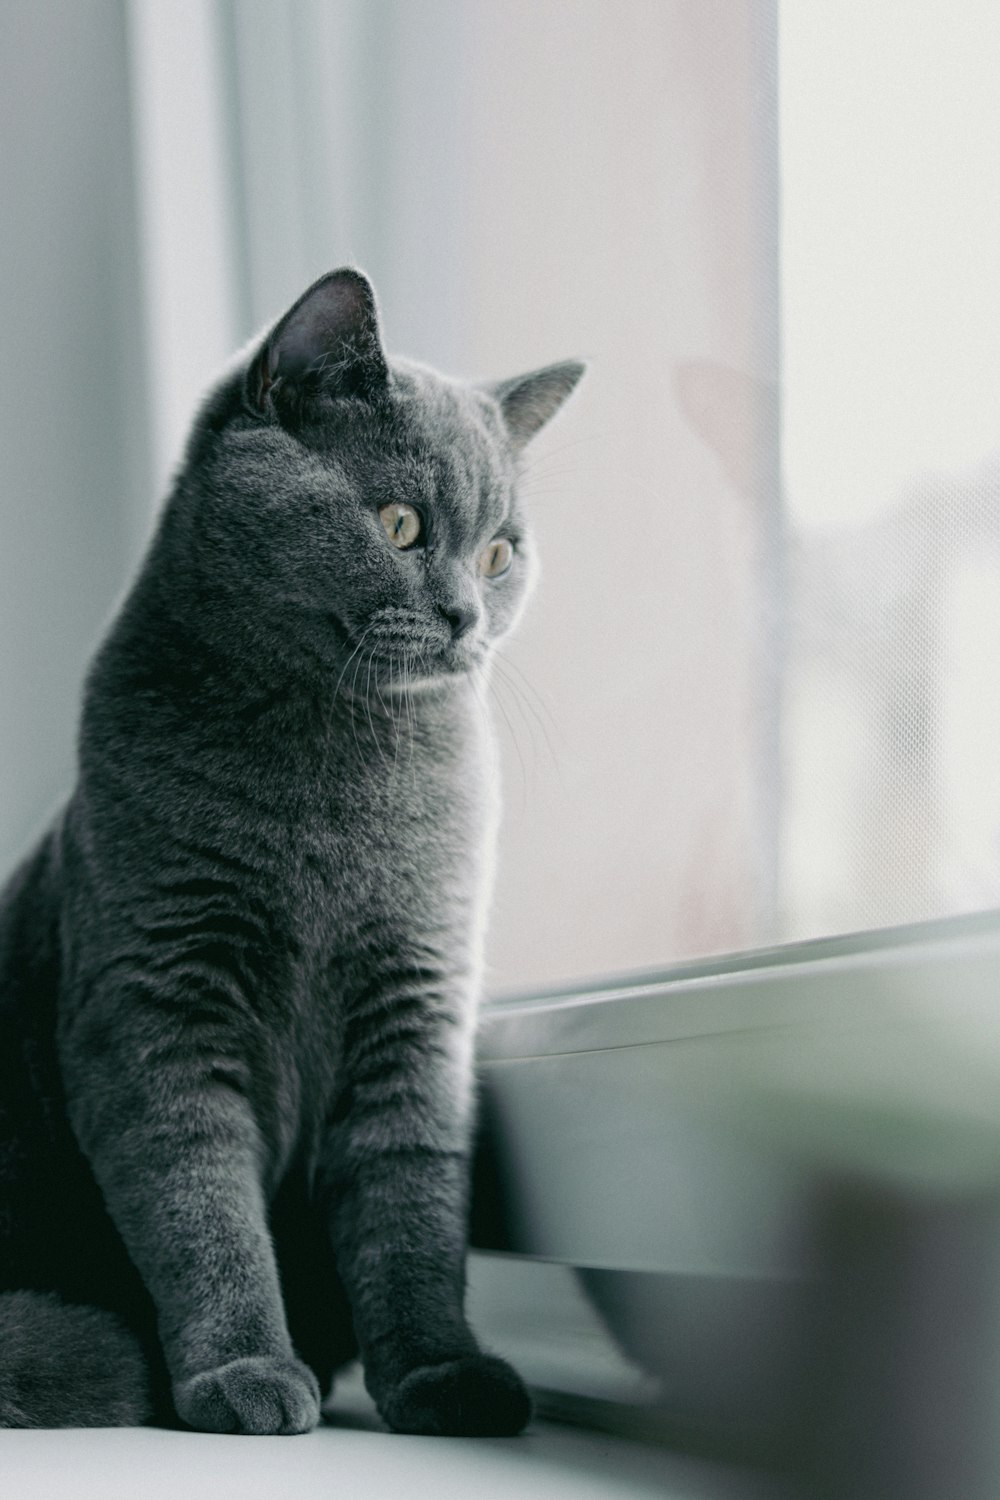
[
  {"left": 380, "top": 502, "right": 421, "bottom": 549},
  {"left": 479, "top": 537, "right": 513, "bottom": 578}
]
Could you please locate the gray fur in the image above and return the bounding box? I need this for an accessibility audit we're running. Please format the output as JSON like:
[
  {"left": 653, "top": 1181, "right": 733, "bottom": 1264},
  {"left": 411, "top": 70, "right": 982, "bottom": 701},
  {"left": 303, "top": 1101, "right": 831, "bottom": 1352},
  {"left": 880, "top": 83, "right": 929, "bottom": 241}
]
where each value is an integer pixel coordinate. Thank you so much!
[
  {"left": 0, "top": 269, "right": 583, "bottom": 1434},
  {"left": 0, "top": 1293, "right": 152, "bottom": 1426}
]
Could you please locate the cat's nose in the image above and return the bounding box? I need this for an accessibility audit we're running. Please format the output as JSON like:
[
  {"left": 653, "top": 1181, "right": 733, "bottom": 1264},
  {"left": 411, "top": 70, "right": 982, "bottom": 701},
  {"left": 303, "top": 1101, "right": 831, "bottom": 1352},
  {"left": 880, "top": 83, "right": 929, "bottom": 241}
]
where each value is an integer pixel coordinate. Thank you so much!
[{"left": 441, "top": 604, "right": 476, "bottom": 641}]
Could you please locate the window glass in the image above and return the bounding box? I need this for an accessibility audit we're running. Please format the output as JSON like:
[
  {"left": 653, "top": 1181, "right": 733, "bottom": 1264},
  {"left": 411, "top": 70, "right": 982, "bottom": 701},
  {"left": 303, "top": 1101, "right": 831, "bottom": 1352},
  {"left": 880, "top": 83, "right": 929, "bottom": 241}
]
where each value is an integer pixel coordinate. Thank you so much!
[{"left": 779, "top": 0, "right": 1000, "bottom": 942}]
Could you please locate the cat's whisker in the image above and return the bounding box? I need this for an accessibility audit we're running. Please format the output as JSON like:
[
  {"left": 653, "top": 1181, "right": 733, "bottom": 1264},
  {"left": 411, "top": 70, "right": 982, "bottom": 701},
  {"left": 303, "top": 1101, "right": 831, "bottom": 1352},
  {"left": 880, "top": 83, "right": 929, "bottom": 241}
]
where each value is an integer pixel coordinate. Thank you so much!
[
  {"left": 402, "top": 653, "right": 418, "bottom": 794},
  {"left": 388, "top": 666, "right": 403, "bottom": 782},
  {"left": 486, "top": 672, "right": 529, "bottom": 814},
  {"left": 333, "top": 622, "right": 376, "bottom": 704},
  {"left": 379, "top": 668, "right": 405, "bottom": 783},
  {"left": 370, "top": 653, "right": 395, "bottom": 732},
  {"left": 468, "top": 670, "right": 487, "bottom": 752},
  {"left": 517, "top": 431, "right": 605, "bottom": 474},
  {"left": 397, "top": 653, "right": 416, "bottom": 786},
  {"left": 517, "top": 474, "right": 582, "bottom": 492},
  {"left": 491, "top": 659, "right": 557, "bottom": 774},
  {"left": 517, "top": 461, "right": 589, "bottom": 488},
  {"left": 364, "top": 654, "right": 393, "bottom": 774},
  {"left": 349, "top": 646, "right": 371, "bottom": 762},
  {"left": 493, "top": 651, "right": 566, "bottom": 755},
  {"left": 506, "top": 674, "right": 553, "bottom": 779},
  {"left": 471, "top": 670, "right": 502, "bottom": 793},
  {"left": 515, "top": 486, "right": 582, "bottom": 507},
  {"left": 513, "top": 478, "right": 591, "bottom": 507}
]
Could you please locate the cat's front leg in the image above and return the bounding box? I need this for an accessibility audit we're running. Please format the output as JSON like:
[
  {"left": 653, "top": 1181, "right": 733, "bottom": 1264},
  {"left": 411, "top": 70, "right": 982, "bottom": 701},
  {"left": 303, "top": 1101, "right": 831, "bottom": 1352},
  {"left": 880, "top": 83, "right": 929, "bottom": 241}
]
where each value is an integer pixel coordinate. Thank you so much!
[
  {"left": 61, "top": 997, "right": 320, "bottom": 1435},
  {"left": 321, "top": 989, "right": 531, "bottom": 1437}
]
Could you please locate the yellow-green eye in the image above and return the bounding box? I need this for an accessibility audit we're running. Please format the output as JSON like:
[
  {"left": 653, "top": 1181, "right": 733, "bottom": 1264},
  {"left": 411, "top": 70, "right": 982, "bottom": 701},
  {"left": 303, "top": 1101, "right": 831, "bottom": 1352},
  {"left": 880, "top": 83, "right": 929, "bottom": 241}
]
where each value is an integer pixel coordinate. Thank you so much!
[
  {"left": 379, "top": 502, "right": 421, "bottom": 549},
  {"left": 479, "top": 537, "right": 513, "bottom": 578}
]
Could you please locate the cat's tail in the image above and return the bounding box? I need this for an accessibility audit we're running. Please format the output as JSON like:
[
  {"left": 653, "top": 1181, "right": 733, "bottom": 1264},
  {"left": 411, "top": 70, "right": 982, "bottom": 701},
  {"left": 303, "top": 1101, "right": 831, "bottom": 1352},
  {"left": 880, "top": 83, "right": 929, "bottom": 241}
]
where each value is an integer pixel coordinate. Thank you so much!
[{"left": 0, "top": 1290, "right": 153, "bottom": 1427}]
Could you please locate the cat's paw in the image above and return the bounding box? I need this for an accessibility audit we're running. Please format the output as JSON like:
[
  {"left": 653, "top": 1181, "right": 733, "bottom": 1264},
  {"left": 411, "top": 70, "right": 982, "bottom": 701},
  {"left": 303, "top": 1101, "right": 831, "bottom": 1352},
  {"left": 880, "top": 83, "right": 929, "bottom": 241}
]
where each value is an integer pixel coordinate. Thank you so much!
[
  {"left": 174, "top": 1354, "right": 321, "bottom": 1435},
  {"left": 380, "top": 1353, "right": 531, "bottom": 1437}
]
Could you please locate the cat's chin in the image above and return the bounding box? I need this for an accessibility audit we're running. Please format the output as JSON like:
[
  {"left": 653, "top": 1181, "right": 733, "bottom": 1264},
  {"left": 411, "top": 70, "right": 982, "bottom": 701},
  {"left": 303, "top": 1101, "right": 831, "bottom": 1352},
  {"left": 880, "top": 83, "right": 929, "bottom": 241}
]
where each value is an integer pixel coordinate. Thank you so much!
[
  {"left": 380, "top": 652, "right": 486, "bottom": 694},
  {"left": 371, "top": 638, "right": 488, "bottom": 687}
]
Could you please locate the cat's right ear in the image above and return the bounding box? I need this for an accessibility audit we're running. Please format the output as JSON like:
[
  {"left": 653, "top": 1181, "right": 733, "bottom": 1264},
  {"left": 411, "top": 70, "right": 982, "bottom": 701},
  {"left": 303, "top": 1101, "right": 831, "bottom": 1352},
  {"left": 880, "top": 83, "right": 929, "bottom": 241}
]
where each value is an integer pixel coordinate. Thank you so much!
[
  {"left": 243, "top": 268, "right": 388, "bottom": 418},
  {"left": 484, "top": 360, "right": 587, "bottom": 451}
]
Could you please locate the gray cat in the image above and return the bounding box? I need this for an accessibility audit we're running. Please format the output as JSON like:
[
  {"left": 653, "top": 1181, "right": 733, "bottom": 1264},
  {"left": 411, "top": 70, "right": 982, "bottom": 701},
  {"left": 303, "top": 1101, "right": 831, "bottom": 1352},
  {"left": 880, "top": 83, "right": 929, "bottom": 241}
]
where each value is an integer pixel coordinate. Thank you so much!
[{"left": 0, "top": 268, "right": 583, "bottom": 1435}]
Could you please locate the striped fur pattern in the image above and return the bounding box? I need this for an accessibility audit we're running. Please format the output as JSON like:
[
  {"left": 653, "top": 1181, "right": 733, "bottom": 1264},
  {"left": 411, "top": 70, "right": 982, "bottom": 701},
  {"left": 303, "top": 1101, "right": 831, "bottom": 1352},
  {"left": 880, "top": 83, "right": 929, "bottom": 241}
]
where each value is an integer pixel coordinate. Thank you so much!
[{"left": 0, "top": 270, "right": 583, "bottom": 1434}]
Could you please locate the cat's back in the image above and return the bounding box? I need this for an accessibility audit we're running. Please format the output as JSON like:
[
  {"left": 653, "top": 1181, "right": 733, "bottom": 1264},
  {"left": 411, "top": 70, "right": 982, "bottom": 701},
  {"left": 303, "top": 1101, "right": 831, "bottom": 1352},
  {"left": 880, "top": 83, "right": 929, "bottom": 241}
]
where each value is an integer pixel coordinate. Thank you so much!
[
  {"left": 0, "top": 830, "right": 62, "bottom": 1036},
  {"left": 0, "top": 828, "right": 73, "bottom": 1261}
]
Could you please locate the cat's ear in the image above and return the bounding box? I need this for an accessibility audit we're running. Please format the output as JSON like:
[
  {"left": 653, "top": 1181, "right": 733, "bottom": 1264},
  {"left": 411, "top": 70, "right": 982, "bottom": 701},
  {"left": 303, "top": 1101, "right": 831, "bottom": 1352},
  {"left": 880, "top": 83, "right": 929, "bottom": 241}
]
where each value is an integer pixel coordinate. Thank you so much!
[
  {"left": 485, "top": 360, "right": 586, "bottom": 450},
  {"left": 244, "top": 268, "right": 388, "bottom": 416}
]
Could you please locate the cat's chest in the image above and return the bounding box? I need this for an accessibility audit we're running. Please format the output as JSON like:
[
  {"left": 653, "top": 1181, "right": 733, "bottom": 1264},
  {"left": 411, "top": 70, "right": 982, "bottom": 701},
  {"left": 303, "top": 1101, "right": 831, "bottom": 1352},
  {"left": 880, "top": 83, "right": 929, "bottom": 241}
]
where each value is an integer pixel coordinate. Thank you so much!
[
  {"left": 283, "top": 719, "right": 494, "bottom": 944},
  {"left": 304, "top": 760, "right": 487, "bottom": 911},
  {"left": 266, "top": 735, "right": 494, "bottom": 1127}
]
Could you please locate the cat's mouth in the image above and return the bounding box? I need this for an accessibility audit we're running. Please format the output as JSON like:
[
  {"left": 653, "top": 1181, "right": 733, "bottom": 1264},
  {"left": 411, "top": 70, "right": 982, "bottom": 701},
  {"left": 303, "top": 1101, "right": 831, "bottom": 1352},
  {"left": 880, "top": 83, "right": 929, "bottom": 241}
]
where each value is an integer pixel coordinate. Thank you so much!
[
  {"left": 328, "top": 613, "right": 482, "bottom": 691},
  {"left": 373, "top": 640, "right": 483, "bottom": 684}
]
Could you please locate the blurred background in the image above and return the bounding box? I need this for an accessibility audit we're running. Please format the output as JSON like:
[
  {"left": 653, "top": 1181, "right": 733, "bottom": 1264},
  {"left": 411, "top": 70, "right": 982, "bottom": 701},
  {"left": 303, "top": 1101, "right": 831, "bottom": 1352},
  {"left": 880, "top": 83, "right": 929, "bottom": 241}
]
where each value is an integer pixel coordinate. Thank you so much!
[{"left": 2, "top": 0, "right": 999, "bottom": 992}]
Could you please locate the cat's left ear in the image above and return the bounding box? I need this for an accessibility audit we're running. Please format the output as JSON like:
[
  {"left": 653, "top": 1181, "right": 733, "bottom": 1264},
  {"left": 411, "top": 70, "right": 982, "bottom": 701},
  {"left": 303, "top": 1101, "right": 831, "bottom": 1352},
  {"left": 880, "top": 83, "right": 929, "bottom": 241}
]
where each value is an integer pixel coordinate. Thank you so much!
[
  {"left": 244, "top": 268, "right": 388, "bottom": 416},
  {"left": 484, "top": 360, "right": 587, "bottom": 450}
]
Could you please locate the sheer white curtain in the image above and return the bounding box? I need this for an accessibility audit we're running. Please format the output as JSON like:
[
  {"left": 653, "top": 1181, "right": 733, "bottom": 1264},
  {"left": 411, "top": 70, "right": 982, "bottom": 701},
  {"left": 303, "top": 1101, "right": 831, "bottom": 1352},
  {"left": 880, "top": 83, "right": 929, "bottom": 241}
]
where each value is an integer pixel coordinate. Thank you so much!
[
  {"left": 124, "top": 0, "right": 782, "bottom": 991},
  {"left": 126, "top": 0, "right": 242, "bottom": 495}
]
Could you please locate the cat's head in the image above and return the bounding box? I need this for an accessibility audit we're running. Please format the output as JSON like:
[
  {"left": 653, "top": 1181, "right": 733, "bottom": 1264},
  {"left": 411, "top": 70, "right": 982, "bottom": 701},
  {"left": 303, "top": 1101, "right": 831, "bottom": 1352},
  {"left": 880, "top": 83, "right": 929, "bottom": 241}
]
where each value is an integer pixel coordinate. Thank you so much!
[{"left": 179, "top": 269, "right": 583, "bottom": 693}]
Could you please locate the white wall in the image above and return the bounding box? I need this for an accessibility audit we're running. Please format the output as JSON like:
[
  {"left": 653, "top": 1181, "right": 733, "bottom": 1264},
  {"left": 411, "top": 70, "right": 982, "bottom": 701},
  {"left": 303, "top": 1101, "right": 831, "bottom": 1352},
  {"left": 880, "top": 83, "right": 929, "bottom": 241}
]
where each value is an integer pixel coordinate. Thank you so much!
[{"left": 0, "top": 0, "right": 150, "bottom": 875}]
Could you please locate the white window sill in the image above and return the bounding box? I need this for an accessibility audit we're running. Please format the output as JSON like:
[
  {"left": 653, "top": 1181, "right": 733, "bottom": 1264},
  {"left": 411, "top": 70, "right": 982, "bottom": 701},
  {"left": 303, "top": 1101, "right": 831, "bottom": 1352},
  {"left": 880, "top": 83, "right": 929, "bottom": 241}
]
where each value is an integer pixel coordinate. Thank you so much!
[{"left": 0, "top": 1365, "right": 789, "bottom": 1500}]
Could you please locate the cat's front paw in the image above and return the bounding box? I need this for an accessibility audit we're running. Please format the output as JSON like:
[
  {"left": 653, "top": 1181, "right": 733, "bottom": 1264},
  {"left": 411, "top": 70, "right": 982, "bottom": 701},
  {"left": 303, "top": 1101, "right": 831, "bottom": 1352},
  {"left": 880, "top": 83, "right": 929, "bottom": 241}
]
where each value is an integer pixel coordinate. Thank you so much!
[
  {"left": 380, "top": 1353, "right": 531, "bottom": 1437},
  {"left": 174, "top": 1354, "right": 321, "bottom": 1435}
]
